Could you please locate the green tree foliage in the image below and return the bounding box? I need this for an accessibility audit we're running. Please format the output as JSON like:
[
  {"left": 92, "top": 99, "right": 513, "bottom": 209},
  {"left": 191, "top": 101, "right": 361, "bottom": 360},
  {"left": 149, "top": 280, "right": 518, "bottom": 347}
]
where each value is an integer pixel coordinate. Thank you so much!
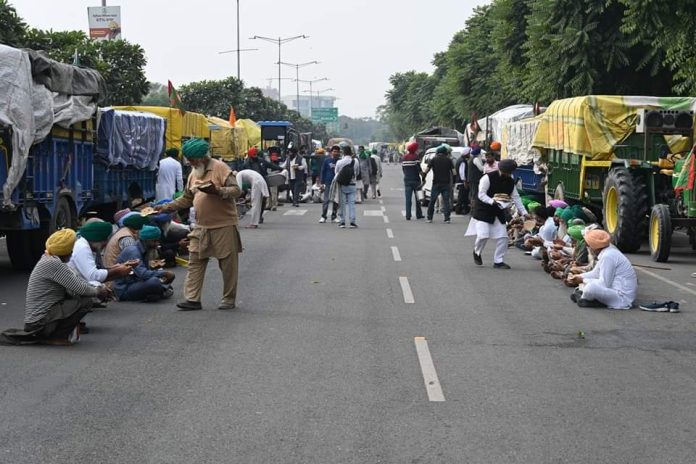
[
  {"left": 15, "top": 27, "right": 149, "bottom": 105},
  {"left": 141, "top": 82, "right": 170, "bottom": 107},
  {"left": 382, "top": 0, "right": 692, "bottom": 139},
  {"left": 179, "top": 76, "right": 327, "bottom": 140},
  {"left": 0, "top": 0, "right": 25, "bottom": 47}
]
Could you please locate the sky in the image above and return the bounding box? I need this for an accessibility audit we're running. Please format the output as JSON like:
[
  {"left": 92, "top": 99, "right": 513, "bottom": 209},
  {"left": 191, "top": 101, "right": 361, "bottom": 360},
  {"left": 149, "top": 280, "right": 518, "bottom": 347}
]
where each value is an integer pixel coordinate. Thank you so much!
[{"left": 10, "top": 0, "right": 488, "bottom": 118}]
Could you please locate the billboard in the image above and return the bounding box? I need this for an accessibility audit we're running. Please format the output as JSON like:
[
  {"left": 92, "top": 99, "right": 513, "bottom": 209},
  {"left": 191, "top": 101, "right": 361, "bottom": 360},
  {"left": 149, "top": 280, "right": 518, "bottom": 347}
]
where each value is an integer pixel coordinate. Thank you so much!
[
  {"left": 87, "top": 6, "right": 122, "bottom": 41},
  {"left": 311, "top": 107, "right": 338, "bottom": 123}
]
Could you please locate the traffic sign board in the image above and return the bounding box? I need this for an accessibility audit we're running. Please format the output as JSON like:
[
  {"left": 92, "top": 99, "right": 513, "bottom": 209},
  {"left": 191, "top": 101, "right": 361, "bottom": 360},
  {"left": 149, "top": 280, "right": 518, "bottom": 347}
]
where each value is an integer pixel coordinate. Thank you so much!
[{"left": 311, "top": 107, "right": 338, "bottom": 123}]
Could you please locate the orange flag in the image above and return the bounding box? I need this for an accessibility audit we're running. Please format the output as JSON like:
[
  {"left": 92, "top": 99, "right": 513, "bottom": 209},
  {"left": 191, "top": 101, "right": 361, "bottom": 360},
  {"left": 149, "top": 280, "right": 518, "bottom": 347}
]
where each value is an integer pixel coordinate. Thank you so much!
[{"left": 228, "top": 107, "right": 237, "bottom": 126}]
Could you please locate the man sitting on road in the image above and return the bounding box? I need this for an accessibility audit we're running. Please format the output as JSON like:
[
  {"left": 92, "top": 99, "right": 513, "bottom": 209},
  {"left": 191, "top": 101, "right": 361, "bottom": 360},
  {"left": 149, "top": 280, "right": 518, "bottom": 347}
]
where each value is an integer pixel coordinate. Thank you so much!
[
  {"left": 0, "top": 229, "right": 112, "bottom": 346},
  {"left": 70, "top": 219, "right": 134, "bottom": 286},
  {"left": 568, "top": 229, "right": 637, "bottom": 309},
  {"left": 114, "top": 225, "right": 175, "bottom": 302},
  {"left": 103, "top": 212, "right": 150, "bottom": 268}
]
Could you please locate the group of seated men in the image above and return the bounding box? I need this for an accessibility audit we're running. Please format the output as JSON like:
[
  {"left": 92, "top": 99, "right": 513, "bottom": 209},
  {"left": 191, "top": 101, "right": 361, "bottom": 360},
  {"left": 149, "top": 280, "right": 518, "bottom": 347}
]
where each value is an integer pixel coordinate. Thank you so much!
[
  {"left": 0, "top": 204, "right": 190, "bottom": 346},
  {"left": 511, "top": 199, "right": 638, "bottom": 310}
]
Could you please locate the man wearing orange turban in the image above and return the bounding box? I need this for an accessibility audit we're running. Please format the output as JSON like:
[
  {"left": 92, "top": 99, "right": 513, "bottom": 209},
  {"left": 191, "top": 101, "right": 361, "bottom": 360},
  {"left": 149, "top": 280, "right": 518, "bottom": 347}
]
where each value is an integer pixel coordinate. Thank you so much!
[{"left": 568, "top": 229, "right": 637, "bottom": 309}]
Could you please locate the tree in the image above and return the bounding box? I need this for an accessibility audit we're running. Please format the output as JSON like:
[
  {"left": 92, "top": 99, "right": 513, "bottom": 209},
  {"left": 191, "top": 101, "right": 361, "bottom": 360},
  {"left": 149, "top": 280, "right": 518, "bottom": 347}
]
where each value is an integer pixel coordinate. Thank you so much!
[
  {"left": 141, "top": 82, "right": 170, "bottom": 106},
  {"left": 21, "top": 29, "right": 149, "bottom": 105},
  {"left": 383, "top": 71, "right": 437, "bottom": 140},
  {"left": 0, "top": 0, "right": 25, "bottom": 47}
]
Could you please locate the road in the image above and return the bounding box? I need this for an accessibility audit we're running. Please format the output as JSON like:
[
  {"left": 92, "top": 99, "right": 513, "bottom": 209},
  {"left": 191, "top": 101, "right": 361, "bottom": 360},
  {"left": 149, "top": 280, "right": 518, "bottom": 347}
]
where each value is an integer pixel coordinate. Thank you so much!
[{"left": 2, "top": 164, "right": 696, "bottom": 463}]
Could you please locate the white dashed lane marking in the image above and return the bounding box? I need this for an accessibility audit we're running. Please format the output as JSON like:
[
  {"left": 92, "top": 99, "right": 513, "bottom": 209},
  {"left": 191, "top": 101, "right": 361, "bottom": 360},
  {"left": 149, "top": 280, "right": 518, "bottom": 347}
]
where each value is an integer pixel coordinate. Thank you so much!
[
  {"left": 414, "top": 337, "right": 446, "bottom": 402},
  {"left": 386, "top": 228, "right": 394, "bottom": 239},
  {"left": 391, "top": 246, "right": 402, "bottom": 262},
  {"left": 399, "top": 276, "right": 415, "bottom": 304}
]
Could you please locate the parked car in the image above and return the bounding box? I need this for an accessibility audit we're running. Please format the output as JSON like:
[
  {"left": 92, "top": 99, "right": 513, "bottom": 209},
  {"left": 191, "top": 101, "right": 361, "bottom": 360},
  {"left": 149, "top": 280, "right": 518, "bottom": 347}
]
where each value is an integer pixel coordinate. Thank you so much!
[{"left": 419, "top": 146, "right": 467, "bottom": 207}]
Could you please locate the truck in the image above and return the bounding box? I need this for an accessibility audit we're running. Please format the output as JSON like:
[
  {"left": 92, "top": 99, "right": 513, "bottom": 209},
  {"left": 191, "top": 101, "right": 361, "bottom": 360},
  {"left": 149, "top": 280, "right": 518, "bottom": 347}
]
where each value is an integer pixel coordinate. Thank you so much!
[
  {"left": 532, "top": 95, "right": 695, "bottom": 256},
  {"left": 0, "top": 46, "right": 163, "bottom": 270},
  {"left": 411, "top": 127, "right": 464, "bottom": 158}
]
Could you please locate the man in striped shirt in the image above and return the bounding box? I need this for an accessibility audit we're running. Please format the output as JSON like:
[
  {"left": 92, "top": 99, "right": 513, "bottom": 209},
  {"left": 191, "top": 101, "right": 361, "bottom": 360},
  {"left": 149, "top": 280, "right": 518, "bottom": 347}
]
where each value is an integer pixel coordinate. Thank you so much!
[{"left": 0, "top": 229, "right": 112, "bottom": 346}]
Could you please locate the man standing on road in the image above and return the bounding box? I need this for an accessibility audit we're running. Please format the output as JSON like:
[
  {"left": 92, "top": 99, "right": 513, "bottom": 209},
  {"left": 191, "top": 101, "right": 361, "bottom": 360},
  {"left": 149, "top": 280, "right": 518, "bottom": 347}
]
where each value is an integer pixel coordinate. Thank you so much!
[
  {"left": 0, "top": 229, "right": 112, "bottom": 346},
  {"left": 156, "top": 148, "right": 184, "bottom": 201},
  {"left": 319, "top": 145, "right": 341, "bottom": 223},
  {"left": 357, "top": 146, "right": 372, "bottom": 202},
  {"left": 402, "top": 141, "right": 424, "bottom": 221},
  {"left": 455, "top": 147, "right": 471, "bottom": 214},
  {"left": 335, "top": 145, "right": 359, "bottom": 229},
  {"left": 157, "top": 138, "right": 243, "bottom": 311},
  {"left": 267, "top": 147, "right": 283, "bottom": 211},
  {"left": 466, "top": 159, "right": 528, "bottom": 269},
  {"left": 467, "top": 146, "right": 485, "bottom": 204},
  {"left": 286, "top": 147, "right": 307, "bottom": 207},
  {"left": 236, "top": 168, "right": 269, "bottom": 229},
  {"left": 369, "top": 148, "right": 382, "bottom": 198},
  {"left": 422, "top": 144, "right": 456, "bottom": 224}
]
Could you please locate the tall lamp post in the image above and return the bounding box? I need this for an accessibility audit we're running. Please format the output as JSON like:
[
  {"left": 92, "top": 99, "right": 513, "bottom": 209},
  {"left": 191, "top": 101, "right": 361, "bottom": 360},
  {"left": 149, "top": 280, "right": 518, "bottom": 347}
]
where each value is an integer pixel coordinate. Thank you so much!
[
  {"left": 295, "top": 78, "right": 328, "bottom": 119},
  {"left": 303, "top": 87, "right": 334, "bottom": 115},
  {"left": 278, "top": 61, "right": 318, "bottom": 115},
  {"left": 250, "top": 34, "right": 309, "bottom": 102},
  {"left": 218, "top": 48, "right": 258, "bottom": 80}
]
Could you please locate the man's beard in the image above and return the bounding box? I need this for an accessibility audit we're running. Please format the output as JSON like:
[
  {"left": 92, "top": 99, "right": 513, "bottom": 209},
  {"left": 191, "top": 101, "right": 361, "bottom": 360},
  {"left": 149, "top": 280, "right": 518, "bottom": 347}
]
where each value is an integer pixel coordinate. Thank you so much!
[{"left": 192, "top": 164, "right": 206, "bottom": 179}]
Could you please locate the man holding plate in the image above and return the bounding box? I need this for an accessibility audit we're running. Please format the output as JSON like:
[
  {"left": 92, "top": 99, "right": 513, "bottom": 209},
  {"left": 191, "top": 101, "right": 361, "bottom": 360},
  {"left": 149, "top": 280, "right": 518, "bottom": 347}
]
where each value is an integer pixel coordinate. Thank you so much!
[
  {"left": 466, "top": 159, "right": 528, "bottom": 269},
  {"left": 157, "top": 138, "right": 243, "bottom": 310}
]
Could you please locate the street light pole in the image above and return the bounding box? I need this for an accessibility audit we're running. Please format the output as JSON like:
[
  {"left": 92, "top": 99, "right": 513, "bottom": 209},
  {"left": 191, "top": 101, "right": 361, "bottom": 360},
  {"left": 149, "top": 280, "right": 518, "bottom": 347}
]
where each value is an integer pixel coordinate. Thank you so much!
[
  {"left": 236, "top": 0, "right": 240, "bottom": 80},
  {"left": 278, "top": 61, "right": 318, "bottom": 114},
  {"left": 218, "top": 48, "right": 258, "bottom": 81},
  {"left": 250, "top": 34, "right": 309, "bottom": 102},
  {"left": 295, "top": 77, "right": 328, "bottom": 119}
]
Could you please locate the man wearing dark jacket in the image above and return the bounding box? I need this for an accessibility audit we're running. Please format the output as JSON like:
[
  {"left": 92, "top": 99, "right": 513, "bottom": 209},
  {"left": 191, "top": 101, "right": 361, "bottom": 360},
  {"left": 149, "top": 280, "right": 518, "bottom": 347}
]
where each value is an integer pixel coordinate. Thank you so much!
[
  {"left": 422, "top": 144, "right": 456, "bottom": 223},
  {"left": 319, "top": 145, "right": 341, "bottom": 223},
  {"left": 401, "top": 141, "right": 424, "bottom": 220}
]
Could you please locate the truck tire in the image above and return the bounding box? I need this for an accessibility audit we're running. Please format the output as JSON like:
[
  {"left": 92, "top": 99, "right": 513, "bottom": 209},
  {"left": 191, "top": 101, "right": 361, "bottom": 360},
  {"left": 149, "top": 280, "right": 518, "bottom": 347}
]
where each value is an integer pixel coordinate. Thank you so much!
[
  {"left": 6, "top": 229, "right": 44, "bottom": 271},
  {"left": 602, "top": 167, "right": 645, "bottom": 252},
  {"left": 51, "top": 196, "right": 76, "bottom": 232},
  {"left": 649, "top": 204, "right": 671, "bottom": 262}
]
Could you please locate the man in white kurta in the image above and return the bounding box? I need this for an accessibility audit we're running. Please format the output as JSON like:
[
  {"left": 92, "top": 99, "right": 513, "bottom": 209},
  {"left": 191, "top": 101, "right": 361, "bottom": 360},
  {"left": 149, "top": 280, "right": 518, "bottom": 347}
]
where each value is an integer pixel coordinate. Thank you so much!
[
  {"left": 465, "top": 159, "right": 527, "bottom": 268},
  {"left": 156, "top": 148, "right": 184, "bottom": 201},
  {"left": 236, "top": 169, "right": 269, "bottom": 228},
  {"left": 569, "top": 229, "right": 637, "bottom": 309}
]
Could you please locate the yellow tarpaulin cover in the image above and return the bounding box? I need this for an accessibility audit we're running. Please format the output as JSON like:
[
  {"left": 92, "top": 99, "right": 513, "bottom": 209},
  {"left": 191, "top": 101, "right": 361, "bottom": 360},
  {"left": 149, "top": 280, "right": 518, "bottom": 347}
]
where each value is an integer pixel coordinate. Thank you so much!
[
  {"left": 112, "top": 106, "right": 211, "bottom": 151},
  {"left": 532, "top": 96, "right": 696, "bottom": 160},
  {"left": 207, "top": 116, "right": 235, "bottom": 160}
]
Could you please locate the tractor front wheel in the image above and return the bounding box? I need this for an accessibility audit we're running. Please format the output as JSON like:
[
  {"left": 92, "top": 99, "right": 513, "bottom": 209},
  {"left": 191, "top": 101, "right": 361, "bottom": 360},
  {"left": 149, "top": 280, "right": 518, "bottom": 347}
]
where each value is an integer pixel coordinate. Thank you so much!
[{"left": 649, "top": 204, "right": 672, "bottom": 262}]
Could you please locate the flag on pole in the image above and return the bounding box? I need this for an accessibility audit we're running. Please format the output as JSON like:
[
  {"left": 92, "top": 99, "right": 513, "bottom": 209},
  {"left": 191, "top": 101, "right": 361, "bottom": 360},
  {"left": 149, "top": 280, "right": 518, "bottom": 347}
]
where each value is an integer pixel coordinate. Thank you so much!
[
  {"left": 675, "top": 145, "right": 696, "bottom": 197},
  {"left": 228, "top": 106, "right": 237, "bottom": 127},
  {"left": 168, "top": 80, "right": 185, "bottom": 115}
]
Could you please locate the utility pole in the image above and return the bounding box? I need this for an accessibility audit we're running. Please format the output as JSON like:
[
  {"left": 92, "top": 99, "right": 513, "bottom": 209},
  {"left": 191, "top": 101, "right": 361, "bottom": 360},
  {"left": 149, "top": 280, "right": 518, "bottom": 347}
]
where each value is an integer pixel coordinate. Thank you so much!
[
  {"left": 250, "top": 34, "right": 309, "bottom": 102},
  {"left": 295, "top": 77, "right": 328, "bottom": 119},
  {"left": 278, "top": 61, "right": 318, "bottom": 115}
]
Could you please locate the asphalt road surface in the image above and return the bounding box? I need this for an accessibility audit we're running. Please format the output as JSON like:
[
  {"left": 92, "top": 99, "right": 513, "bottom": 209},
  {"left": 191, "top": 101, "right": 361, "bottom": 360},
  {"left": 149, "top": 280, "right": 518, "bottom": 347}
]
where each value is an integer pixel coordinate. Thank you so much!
[{"left": 2, "top": 164, "right": 696, "bottom": 463}]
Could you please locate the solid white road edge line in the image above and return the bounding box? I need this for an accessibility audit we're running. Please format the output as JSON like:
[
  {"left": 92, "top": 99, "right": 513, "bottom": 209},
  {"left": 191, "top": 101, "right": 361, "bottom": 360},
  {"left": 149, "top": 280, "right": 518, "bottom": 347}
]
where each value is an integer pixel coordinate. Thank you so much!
[
  {"left": 391, "top": 246, "right": 402, "bottom": 262},
  {"left": 634, "top": 267, "right": 696, "bottom": 297},
  {"left": 414, "top": 337, "right": 446, "bottom": 402},
  {"left": 383, "top": 215, "right": 390, "bottom": 223},
  {"left": 386, "top": 228, "right": 394, "bottom": 239},
  {"left": 399, "top": 276, "right": 415, "bottom": 304}
]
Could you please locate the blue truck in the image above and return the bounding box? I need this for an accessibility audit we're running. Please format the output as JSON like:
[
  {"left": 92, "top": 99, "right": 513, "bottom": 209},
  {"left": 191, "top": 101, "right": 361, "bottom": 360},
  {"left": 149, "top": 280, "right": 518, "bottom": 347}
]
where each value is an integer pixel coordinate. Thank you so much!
[{"left": 0, "top": 46, "right": 161, "bottom": 270}]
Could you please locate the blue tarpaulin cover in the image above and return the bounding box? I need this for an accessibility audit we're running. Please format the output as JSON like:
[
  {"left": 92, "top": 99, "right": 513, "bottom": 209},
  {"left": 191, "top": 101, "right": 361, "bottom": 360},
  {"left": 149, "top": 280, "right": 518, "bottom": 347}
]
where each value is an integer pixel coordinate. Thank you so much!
[{"left": 97, "top": 108, "right": 165, "bottom": 170}]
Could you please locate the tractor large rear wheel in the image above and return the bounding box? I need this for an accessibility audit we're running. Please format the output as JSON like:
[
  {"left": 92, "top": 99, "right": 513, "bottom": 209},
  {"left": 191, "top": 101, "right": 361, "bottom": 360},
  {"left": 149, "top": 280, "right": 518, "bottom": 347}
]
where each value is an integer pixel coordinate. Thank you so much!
[
  {"left": 649, "top": 204, "right": 672, "bottom": 262},
  {"left": 602, "top": 167, "right": 646, "bottom": 252}
]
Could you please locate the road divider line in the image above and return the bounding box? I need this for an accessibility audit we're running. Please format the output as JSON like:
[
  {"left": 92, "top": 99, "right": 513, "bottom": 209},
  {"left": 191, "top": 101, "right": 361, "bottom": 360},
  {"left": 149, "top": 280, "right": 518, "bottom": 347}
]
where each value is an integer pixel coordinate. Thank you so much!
[
  {"left": 399, "top": 276, "right": 415, "bottom": 303},
  {"left": 381, "top": 206, "right": 386, "bottom": 212},
  {"left": 379, "top": 200, "right": 384, "bottom": 205},
  {"left": 383, "top": 215, "right": 390, "bottom": 223},
  {"left": 391, "top": 246, "right": 402, "bottom": 262},
  {"left": 414, "top": 337, "right": 445, "bottom": 402},
  {"left": 386, "top": 228, "right": 394, "bottom": 239},
  {"left": 635, "top": 267, "right": 696, "bottom": 297}
]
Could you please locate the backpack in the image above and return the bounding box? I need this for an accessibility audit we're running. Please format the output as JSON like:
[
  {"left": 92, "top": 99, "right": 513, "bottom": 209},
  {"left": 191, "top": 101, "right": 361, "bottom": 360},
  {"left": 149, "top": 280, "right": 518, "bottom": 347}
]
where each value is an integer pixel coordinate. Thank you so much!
[
  {"left": 335, "top": 159, "right": 355, "bottom": 186},
  {"left": 369, "top": 157, "right": 378, "bottom": 176}
]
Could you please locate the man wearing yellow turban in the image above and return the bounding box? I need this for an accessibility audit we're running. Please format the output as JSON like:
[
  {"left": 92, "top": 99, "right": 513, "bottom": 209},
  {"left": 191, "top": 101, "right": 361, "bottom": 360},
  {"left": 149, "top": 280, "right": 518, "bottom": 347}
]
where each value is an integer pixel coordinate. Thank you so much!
[
  {"left": 157, "top": 138, "right": 242, "bottom": 311},
  {"left": 0, "top": 229, "right": 112, "bottom": 346}
]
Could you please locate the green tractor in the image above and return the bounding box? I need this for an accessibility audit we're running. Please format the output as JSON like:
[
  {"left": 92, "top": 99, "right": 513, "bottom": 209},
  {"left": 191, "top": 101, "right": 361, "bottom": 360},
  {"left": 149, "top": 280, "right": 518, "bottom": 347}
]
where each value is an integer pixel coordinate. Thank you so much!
[{"left": 536, "top": 96, "right": 695, "bottom": 254}]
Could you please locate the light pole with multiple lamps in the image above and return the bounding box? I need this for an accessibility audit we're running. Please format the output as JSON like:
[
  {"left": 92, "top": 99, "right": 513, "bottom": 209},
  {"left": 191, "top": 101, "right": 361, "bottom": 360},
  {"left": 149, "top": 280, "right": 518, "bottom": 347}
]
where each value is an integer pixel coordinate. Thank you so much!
[
  {"left": 250, "top": 34, "right": 309, "bottom": 102},
  {"left": 295, "top": 77, "right": 328, "bottom": 119},
  {"left": 217, "top": 0, "right": 259, "bottom": 80},
  {"left": 278, "top": 61, "right": 318, "bottom": 114}
]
